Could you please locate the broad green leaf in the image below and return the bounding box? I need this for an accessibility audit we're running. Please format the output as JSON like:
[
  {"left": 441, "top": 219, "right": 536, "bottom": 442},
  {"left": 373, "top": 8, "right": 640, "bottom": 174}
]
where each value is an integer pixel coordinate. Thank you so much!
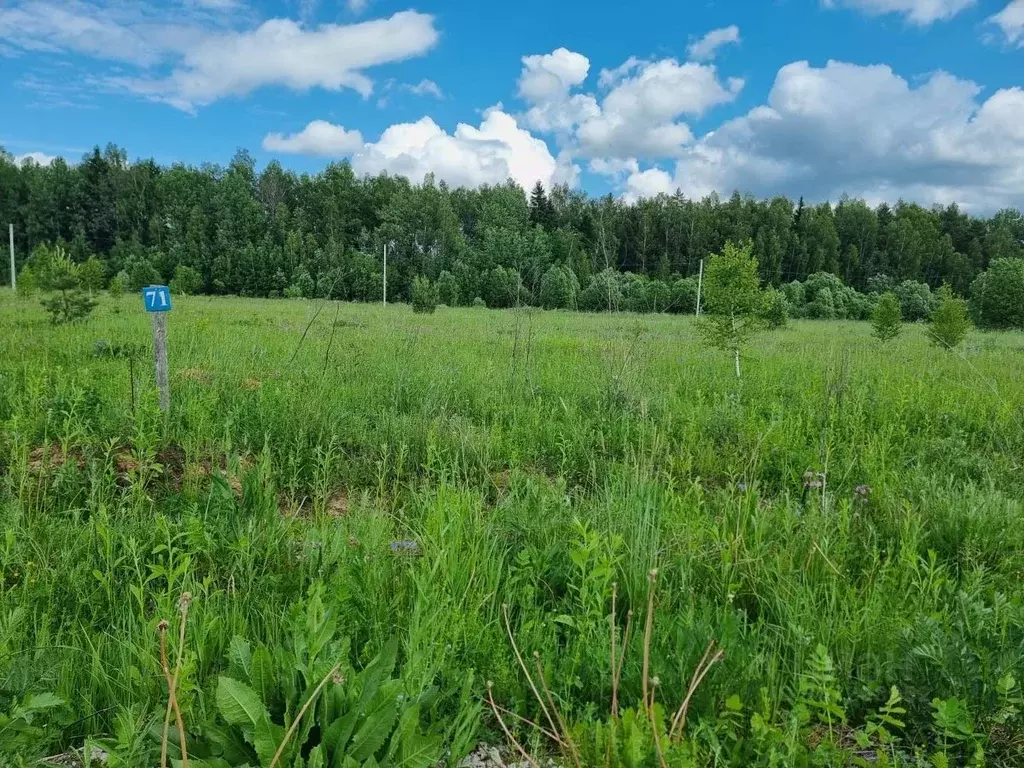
[
  {"left": 324, "top": 707, "right": 361, "bottom": 756},
  {"left": 216, "top": 676, "right": 268, "bottom": 730},
  {"left": 357, "top": 638, "right": 398, "bottom": 710},
  {"left": 229, "top": 636, "right": 253, "bottom": 680},
  {"left": 203, "top": 723, "right": 254, "bottom": 765},
  {"left": 25, "top": 693, "right": 63, "bottom": 711},
  {"left": 396, "top": 731, "right": 442, "bottom": 768},
  {"left": 250, "top": 645, "right": 276, "bottom": 703},
  {"left": 307, "top": 745, "right": 326, "bottom": 768},
  {"left": 253, "top": 716, "right": 286, "bottom": 767},
  {"left": 349, "top": 697, "right": 398, "bottom": 762}
]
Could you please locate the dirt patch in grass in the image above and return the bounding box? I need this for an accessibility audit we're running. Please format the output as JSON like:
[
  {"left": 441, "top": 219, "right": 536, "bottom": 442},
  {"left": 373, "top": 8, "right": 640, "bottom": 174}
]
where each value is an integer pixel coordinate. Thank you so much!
[{"left": 27, "top": 445, "right": 85, "bottom": 473}]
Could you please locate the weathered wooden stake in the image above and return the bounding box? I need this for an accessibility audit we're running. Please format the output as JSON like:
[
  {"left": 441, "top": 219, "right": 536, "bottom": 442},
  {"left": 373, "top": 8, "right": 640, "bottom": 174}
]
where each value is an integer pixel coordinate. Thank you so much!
[
  {"left": 152, "top": 311, "right": 170, "bottom": 412},
  {"left": 8, "top": 224, "right": 15, "bottom": 291}
]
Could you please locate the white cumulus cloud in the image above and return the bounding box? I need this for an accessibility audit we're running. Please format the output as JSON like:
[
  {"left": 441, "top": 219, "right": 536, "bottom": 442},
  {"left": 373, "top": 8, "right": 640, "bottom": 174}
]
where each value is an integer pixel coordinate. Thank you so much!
[
  {"left": 404, "top": 79, "right": 444, "bottom": 98},
  {"left": 15, "top": 151, "right": 59, "bottom": 166},
  {"left": 353, "top": 109, "right": 567, "bottom": 191},
  {"left": 518, "top": 49, "right": 744, "bottom": 161},
  {"left": 264, "top": 110, "right": 569, "bottom": 192},
  {"left": 577, "top": 59, "right": 743, "bottom": 159},
  {"left": 989, "top": 1, "right": 1024, "bottom": 46},
  {"left": 624, "top": 59, "right": 1024, "bottom": 212},
  {"left": 518, "top": 47, "right": 591, "bottom": 102},
  {"left": 0, "top": 2, "right": 439, "bottom": 112},
  {"left": 822, "top": 0, "right": 977, "bottom": 24},
  {"left": 115, "top": 11, "right": 439, "bottom": 110},
  {"left": 687, "top": 25, "right": 740, "bottom": 61},
  {"left": 263, "top": 120, "right": 364, "bottom": 155}
]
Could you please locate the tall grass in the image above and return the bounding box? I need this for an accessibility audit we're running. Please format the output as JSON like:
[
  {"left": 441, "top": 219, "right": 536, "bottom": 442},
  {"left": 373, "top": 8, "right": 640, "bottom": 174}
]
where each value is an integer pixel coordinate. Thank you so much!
[{"left": 1, "top": 289, "right": 1023, "bottom": 765}]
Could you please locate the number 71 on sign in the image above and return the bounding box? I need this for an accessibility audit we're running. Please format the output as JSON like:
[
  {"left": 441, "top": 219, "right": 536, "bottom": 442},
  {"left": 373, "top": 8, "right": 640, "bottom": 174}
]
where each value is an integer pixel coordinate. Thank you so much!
[{"left": 143, "top": 285, "right": 172, "bottom": 312}]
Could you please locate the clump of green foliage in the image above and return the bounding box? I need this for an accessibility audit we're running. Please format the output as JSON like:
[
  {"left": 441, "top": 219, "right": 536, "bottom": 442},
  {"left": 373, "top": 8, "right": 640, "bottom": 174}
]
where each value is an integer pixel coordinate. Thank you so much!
[
  {"left": 929, "top": 285, "right": 971, "bottom": 349},
  {"left": 411, "top": 275, "right": 438, "bottom": 314},
  {"left": 760, "top": 287, "right": 789, "bottom": 329},
  {"left": 697, "top": 240, "right": 766, "bottom": 377},
  {"left": 871, "top": 291, "right": 903, "bottom": 342},
  {"left": 170, "top": 264, "right": 203, "bottom": 296},
  {"left": 108, "top": 270, "right": 129, "bottom": 298},
  {"left": 34, "top": 245, "right": 98, "bottom": 324},
  {"left": 970, "top": 258, "right": 1024, "bottom": 329}
]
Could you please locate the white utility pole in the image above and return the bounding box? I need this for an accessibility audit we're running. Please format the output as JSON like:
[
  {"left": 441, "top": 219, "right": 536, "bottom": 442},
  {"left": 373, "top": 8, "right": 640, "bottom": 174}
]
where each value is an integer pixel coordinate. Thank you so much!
[
  {"left": 695, "top": 258, "right": 704, "bottom": 316},
  {"left": 8, "top": 224, "right": 15, "bottom": 291},
  {"left": 383, "top": 242, "right": 388, "bottom": 306}
]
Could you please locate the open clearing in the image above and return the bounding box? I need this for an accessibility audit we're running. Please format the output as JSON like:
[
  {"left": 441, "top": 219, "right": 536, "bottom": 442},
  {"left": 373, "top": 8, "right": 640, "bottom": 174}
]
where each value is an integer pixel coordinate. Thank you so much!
[{"left": 2, "top": 293, "right": 1024, "bottom": 766}]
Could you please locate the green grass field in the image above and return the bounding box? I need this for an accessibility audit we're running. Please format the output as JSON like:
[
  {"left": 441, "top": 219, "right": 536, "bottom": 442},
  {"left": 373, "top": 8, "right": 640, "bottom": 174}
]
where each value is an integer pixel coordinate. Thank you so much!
[{"left": 2, "top": 290, "right": 1023, "bottom": 766}]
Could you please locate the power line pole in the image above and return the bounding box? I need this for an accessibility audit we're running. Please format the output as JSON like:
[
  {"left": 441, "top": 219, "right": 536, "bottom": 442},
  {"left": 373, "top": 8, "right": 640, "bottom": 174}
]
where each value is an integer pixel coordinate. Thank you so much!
[
  {"left": 8, "top": 224, "right": 15, "bottom": 291},
  {"left": 383, "top": 242, "right": 387, "bottom": 306},
  {"left": 695, "top": 258, "right": 704, "bottom": 316}
]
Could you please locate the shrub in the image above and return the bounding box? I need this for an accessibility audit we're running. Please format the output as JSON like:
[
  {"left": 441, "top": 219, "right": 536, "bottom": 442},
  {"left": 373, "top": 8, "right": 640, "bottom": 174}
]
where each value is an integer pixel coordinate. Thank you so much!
[
  {"left": 782, "top": 280, "right": 806, "bottom": 315},
  {"left": 761, "top": 287, "right": 789, "bottom": 328},
  {"left": 170, "top": 264, "right": 203, "bottom": 295},
  {"left": 579, "top": 268, "right": 623, "bottom": 312},
  {"left": 78, "top": 256, "right": 107, "bottom": 293},
  {"left": 929, "top": 285, "right": 971, "bottom": 349},
  {"left": 871, "top": 292, "right": 902, "bottom": 342},
  {"left": 669, "top": 276, "right": 698, "bottom": 314},
  {"left": 411, "top": 275, "right": 438, "bottom": 314},
  {"left": 866, "top": 273, "right": 895, "bottom": 295},
  {"left": 107, "top": 271, "right": 128, "bottom": 298},
  {"left": 893, "top": 280, "right": 935, "bottom": 322},
  {"left": 283, "top": 284, "right": 303, "bottom": 298},
  {"left": 646, "top": 279, "right": 671, "bottom": 312},
  {"left": 806, "top": 287, "right": 836, "bottom": 319},
  {"left": 970, "top": 258, "right": 1024, "bottom": 329},
  {"left": 294, "top": 269, "right": 315, "bottom": 299},
  {"left": 436, "top": 270, "right": 460, "bottom": 307},
  {"left": 472, "top": 296, "right": 486, "bottom": 308},
  {"left": 126, "top": 256, "right": 161, "bottom": 291},
  {"left": 539, "top": 265, "right": 576, "bottom": 310},
  {"left": 622, "top": 275, "right": 650, "bottom": 313},
  {"left": 16, "top": 267, "right": 38, "bottom": 298}
]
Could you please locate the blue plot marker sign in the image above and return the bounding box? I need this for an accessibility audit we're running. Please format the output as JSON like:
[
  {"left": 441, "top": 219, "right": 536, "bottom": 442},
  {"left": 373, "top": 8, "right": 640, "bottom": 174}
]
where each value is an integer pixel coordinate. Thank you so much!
[
  {"left": 143, "top": 285, "right": 172, "bottom": 312},
  {"left": 142, "top": 285, "right": 172, "bottom": 412}
]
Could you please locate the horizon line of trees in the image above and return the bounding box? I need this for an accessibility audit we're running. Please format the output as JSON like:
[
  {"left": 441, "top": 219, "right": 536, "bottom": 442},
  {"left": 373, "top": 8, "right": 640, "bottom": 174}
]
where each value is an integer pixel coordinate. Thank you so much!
[{"left": 2, "top": 144, "right": 1023, "bottom": 325}]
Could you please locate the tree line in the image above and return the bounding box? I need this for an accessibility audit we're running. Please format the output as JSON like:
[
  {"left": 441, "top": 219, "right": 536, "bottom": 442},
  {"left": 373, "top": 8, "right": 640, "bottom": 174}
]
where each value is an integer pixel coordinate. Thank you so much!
[{"left": 2, "top": 144, "right": 1023, "bottom": 326}]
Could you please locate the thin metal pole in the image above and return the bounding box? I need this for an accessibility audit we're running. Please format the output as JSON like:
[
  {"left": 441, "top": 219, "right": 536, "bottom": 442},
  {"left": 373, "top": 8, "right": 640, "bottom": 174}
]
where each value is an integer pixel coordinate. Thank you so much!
[
  {"left": 152, "top": 312, "right": 170, "bottom": 412},
  {"left": 8, "top": 224, "right": 15, "bottom": 291},
  {"left": 383, "top": 243, "right": 387, "bottom": 307},
  {"left": 695, "top": 258, "right": 703, "bottom": 316}
]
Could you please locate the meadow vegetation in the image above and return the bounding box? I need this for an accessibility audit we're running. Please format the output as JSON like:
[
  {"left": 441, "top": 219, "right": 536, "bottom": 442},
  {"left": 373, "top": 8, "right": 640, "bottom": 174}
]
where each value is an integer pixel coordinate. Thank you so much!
[{"left": 1, "top": 288, "right": 1023, "bottom": 767}]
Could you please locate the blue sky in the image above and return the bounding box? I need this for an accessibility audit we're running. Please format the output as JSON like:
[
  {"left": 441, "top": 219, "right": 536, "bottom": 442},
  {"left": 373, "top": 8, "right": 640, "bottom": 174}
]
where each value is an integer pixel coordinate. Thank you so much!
[{"left": 1, "top": 0, "right": 1023, "bottom": 211}]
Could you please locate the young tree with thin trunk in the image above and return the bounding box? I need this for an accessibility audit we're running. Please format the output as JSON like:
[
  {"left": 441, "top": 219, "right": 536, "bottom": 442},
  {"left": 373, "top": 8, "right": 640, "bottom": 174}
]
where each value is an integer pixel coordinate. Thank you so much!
[
  {"left": 697, "top": 241, "right": 764, "bottom": 378},
  {"left": 871, "top": 292, "right": 903, "bottom": 343}
]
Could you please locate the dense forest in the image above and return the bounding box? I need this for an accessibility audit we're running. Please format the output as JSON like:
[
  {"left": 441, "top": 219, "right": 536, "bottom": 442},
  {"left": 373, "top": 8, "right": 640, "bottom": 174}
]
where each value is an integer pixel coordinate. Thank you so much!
[{"left": 2, "top": 144, "right": 1023, "bottom": 317}]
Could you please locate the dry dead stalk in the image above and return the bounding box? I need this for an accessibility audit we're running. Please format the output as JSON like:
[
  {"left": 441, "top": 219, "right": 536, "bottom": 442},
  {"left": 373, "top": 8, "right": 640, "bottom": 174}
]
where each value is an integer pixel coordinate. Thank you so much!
[
  {"left": 502, "top": 603, "right": 559, "bottom": 739},
  {"left": 533, "top": 655, "right": 581, "bottom": 768},
  {"left": 669, "top": 640, "right": 725, "bottom": 741},
  {"left": 487, "top": 682, "right": 539, "bottom": 768},
  {"left": 269, "top": 662, "right": 341, "bottom": 768}
]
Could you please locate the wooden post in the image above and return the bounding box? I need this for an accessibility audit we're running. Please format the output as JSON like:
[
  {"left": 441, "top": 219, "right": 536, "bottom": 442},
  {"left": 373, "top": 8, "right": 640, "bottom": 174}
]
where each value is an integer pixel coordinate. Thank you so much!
[
  {"left": 8, "top": 224, "right": 14, "bottom": 291},
  {"left": 383, "top": 242, "right": 387, "bottom": 306},
  {"left": 695, "top": 258, "right": 704, "bottom": 317},
  {"left": 152, "top": 311, "right": 170, "bottom": 412}
]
